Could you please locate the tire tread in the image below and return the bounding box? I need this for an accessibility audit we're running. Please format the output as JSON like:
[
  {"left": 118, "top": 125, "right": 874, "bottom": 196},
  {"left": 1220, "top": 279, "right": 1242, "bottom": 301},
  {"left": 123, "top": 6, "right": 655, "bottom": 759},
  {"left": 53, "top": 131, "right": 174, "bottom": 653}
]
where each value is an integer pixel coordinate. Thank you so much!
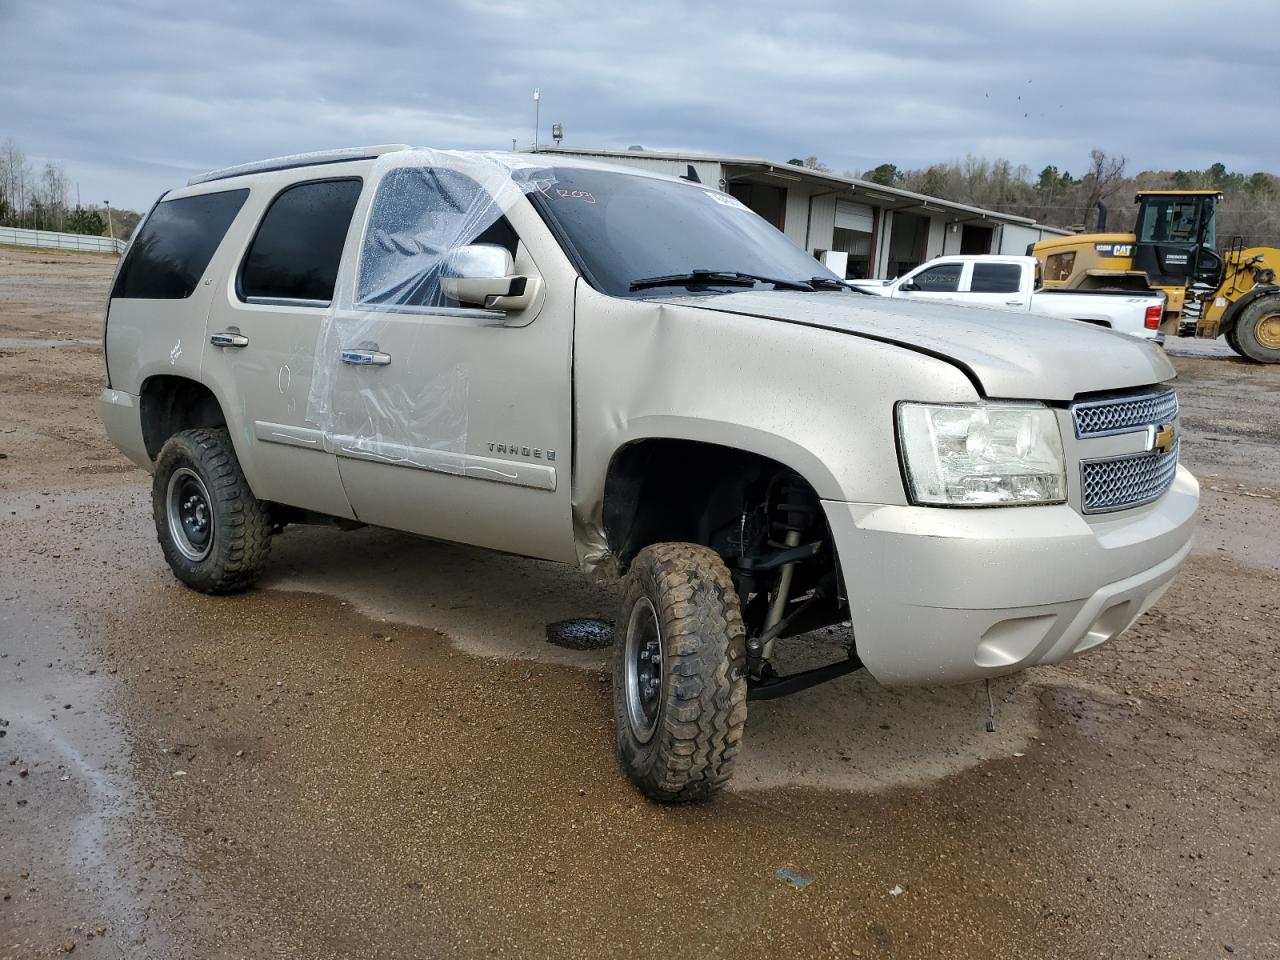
[
  {"left": 613, "top": 543, "right": 748, "bottom": 803},
  {"left": 151, "top": 427, "right": 272, "bottom": 594}
]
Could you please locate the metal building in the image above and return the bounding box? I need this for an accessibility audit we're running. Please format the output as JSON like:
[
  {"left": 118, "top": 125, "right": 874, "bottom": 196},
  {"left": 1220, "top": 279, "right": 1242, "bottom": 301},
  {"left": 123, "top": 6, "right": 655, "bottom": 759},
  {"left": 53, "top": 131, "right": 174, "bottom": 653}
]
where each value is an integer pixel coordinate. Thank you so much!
[{"left": 534, "top": 146, "right": 1071, "bottom": 280}]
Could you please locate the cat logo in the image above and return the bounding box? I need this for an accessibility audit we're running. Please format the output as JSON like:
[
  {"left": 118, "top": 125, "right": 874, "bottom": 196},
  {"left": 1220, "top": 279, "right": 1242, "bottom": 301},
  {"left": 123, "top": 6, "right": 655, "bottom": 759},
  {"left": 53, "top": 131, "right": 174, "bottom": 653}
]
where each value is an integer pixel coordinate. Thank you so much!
[
  {"left": 1094, "top": 242, "right": 1133, "bottom": 258},
  {"left": 1151, "top": 423, "right": 1177, "bottom": 455}
]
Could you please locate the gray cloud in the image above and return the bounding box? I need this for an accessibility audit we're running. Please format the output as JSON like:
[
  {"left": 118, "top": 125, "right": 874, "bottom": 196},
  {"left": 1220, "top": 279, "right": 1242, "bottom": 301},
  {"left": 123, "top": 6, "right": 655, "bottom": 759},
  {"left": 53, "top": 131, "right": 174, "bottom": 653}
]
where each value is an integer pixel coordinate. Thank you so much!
[{"left": 2, "top": 0, "right": 1276, "bottom": 211}]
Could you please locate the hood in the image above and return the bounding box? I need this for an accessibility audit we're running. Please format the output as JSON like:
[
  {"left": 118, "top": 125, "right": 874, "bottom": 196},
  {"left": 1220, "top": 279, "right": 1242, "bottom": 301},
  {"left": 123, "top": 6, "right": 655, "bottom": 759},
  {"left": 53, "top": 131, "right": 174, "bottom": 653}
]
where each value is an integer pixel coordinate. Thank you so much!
[
  {"left": 666, "top": 290, "right": 1175, "bottom": 401},
  {"left": 843, "top": 278, "right": 893, "bottom": 296}
]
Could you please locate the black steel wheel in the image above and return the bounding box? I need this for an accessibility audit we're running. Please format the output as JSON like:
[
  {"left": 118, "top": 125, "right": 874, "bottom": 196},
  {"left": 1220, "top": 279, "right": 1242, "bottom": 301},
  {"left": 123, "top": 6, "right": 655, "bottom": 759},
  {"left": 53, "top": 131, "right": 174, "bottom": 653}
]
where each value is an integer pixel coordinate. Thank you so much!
[
  {"left": 165, "top": 467, "right": 215, "bottom": 562},
  {"left": 612, "top": 543, "right": 747, "bottom": 803},
  {"left": 151, "top": 427, "right": 272, "bottom": 593}
]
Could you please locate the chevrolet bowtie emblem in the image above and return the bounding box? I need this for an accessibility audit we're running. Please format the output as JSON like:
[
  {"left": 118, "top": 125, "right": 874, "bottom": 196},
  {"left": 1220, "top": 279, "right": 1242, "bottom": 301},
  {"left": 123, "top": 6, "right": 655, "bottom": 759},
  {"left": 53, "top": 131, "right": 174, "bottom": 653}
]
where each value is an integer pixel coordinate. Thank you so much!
[{"left": 1151, "top": 423, "right": 1177, "bottom": 455}]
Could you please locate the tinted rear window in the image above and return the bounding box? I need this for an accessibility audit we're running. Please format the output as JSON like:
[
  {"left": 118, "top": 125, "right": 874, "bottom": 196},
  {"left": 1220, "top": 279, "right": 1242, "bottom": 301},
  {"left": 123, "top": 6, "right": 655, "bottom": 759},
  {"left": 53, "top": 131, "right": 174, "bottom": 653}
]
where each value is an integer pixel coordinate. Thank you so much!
[
  {"left": 970, "top": 262, "right": 1023, "bottom": 293},
  {"left": 239, "top": 178, "right": 362, "bottom": 303},
  {"left": 112, "top": 189, "right": 249, "bottom": 299}
]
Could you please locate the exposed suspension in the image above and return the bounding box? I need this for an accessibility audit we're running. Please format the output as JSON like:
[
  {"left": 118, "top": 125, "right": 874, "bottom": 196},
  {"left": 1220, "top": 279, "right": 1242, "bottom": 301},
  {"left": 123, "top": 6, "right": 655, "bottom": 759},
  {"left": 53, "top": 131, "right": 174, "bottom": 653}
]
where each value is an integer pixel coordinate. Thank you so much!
[{"left": 743, "top": 474, "right": 821, "bottom": 677}]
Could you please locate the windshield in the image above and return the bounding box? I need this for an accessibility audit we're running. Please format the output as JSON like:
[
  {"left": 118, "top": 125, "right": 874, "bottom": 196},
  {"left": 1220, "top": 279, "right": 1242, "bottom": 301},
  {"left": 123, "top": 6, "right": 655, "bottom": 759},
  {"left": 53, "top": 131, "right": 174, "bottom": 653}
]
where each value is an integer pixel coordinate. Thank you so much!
[
  {"left": 1136, "top": 198, "right": 1215, "bottom": 248},
  {"left": 525, "top": 167, "right": 845, "bottom": 298}
]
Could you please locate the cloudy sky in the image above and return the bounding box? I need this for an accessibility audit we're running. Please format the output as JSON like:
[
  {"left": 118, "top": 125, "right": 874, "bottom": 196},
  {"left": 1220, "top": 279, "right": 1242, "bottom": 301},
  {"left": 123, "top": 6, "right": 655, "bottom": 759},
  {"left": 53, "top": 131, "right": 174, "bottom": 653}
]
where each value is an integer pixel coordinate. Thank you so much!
[{"left": 3, "top": 0, "right": 1277, "bottom": 212}]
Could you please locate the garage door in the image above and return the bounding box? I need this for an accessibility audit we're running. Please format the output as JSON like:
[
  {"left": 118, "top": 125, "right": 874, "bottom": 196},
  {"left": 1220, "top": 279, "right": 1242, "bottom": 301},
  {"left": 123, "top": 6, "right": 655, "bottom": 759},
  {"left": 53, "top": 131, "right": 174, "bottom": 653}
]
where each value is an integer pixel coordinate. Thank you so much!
[{"left": 835, "top": 200, "right": 874, "bottom": 233}]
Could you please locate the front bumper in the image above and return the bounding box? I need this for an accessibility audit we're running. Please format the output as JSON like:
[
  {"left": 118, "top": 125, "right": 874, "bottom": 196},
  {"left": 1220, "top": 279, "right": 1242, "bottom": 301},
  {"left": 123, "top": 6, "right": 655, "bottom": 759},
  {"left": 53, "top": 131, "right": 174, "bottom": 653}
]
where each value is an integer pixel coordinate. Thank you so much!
[{"left": 823, "top": 465, "right": 1198, "bottom": 686}]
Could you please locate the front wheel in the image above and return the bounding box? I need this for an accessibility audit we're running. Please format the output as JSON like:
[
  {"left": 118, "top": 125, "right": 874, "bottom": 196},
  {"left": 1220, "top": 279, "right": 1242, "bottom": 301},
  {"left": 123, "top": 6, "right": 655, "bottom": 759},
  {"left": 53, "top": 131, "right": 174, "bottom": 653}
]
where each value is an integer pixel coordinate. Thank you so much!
[
  {"left": 612, "top": 543, "right": 748, "bottom": 803},
  {"left": 1232, "top": 295, "right": 1280, "bottom": 363},
  {"left": 1224, "top": 325, "right": 1242, "bottom": 357},
  {"left": 151, "top": 427, "right": 272, "bottom": 593}
]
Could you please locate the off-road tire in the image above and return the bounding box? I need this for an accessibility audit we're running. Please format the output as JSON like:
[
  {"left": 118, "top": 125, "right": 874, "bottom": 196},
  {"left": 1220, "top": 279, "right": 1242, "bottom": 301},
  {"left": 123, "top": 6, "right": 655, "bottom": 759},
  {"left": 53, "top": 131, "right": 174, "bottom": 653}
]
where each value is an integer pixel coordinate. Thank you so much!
[
  {"left": 1231, "top": 295, "right": 1280, "bottom": 364},
  {"left": 612, "top": 543, "right": 748, "bottom": 803},
  {"left": 1224, "top": 326, "right": 1242, "bottom": 357},
  {"left": 151, "top": 427, "right": 272, "bottom": 593}
]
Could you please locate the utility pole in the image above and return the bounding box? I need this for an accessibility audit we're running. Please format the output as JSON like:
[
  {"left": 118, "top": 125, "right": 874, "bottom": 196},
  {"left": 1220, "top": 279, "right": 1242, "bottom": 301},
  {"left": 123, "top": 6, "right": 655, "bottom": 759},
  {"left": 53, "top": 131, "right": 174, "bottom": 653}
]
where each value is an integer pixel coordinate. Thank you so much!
[
  {"left": 532, "top": 88, "right": 540, "bottom": 153},
  {"left": 104, "top": 200, "right": 113, "bottom": 240}
]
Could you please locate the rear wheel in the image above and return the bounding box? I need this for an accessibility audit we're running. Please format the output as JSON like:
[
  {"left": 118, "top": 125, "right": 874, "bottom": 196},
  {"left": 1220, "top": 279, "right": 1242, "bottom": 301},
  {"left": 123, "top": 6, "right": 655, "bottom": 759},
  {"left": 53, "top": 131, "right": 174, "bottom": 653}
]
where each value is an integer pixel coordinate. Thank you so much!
[
  {"left": 612, "top": 543, "right": 748, "bottom": 803},
  {"left": 151, "top": 427, "right": 272, "bottom": 593},
  {"left": 1232, "top": 295, "right": 1280, "bottom": 363}
]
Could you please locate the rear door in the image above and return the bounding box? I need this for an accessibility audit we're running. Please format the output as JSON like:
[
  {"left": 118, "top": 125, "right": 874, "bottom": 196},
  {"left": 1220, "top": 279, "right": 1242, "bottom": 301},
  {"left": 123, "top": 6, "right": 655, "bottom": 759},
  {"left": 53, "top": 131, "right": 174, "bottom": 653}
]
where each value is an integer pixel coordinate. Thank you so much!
[
  {"left": 964, "top": 260, "right": 1031, "bottom": 309},
  {"left": 203, "top": 176, "right": 364, "bottom": 519}
]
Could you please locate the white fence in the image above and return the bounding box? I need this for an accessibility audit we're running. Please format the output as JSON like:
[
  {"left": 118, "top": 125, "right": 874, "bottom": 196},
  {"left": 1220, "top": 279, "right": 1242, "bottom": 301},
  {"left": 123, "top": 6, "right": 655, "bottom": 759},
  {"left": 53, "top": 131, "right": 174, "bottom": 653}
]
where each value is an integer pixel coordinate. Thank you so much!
[{"left": 0, "top": 225, "right": 125, "bottom": 255}]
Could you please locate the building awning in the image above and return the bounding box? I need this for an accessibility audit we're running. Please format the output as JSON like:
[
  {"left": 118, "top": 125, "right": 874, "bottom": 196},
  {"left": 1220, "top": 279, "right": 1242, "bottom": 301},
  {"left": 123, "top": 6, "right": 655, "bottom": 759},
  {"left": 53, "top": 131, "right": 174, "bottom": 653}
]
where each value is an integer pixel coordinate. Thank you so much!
[{"left": 532, "top": 145, "right": 1058, "bottom": 230}]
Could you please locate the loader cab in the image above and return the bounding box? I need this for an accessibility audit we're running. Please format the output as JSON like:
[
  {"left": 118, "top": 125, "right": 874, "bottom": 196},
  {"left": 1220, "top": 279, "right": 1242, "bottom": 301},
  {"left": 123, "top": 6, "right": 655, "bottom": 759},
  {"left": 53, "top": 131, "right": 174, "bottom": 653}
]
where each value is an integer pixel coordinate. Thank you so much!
[{"left": 1132, "top": 190, "right": 1224, "bottom": 288}]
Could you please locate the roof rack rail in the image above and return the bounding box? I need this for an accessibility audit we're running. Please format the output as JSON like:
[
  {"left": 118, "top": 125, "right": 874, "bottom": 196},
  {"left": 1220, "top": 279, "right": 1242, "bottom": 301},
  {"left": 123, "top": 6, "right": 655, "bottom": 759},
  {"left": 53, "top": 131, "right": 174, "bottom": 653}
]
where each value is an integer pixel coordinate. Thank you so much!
[{"left": 187, "top": 144, "right": 412, "bottom": 186}]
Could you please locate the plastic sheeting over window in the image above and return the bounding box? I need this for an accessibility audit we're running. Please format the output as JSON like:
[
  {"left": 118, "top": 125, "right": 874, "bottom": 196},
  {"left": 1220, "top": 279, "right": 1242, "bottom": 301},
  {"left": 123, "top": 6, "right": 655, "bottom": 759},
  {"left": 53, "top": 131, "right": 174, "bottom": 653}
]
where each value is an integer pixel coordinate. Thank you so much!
[
  {"left": 356, "top": 166, "right": 521, "bottom": 307},
  {"left": 306, "top": 149, "right": 553, "bottom": 468}
]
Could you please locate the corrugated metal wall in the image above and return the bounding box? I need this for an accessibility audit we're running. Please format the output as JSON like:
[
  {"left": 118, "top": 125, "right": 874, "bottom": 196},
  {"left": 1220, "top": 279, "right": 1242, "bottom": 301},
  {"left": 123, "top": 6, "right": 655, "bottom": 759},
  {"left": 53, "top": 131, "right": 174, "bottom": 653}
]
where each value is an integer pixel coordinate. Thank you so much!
[
  {"left": 926, "top": 216, "right": 946, "bottom": 259},
  {"left": 804, "top": 193, "right": 837, "bottom": 252},
  {"left": 999, "top": 223, "right": 1064, "bottom": 255}
]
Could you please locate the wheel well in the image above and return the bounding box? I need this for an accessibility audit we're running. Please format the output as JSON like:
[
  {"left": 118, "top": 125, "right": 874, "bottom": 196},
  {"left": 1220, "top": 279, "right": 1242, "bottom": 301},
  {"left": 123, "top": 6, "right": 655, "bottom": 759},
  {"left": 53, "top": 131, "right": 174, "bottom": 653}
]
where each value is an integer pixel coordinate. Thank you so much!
[
  {"left": 1222, "top": 288, "right": 1280, "bottom": 334},
  {"left": 1072, "top": 317, "right": 1111, "bottom": 328},
  {"left": 603, "top": 440, "right": 799, "bottom": 564},
  {"left": 604, "top": 438, "right": 847, "bottom": 657},
  {"left": 139, "top": 376, "right": 227, "bottom": 460}
]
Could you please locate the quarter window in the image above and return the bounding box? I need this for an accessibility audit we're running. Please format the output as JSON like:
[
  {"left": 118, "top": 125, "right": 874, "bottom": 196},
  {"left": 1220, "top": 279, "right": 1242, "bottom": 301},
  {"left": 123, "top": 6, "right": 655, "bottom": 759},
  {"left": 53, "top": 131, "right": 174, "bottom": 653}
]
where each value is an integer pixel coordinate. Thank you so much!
[
  {"left": 239, "top": 178, "right": 362, "bottom": 304},
  {"left": 969, "top": 262, "right": 1023, "bottom": 293},
  {"left": 111, "top": 189, "right": 248, "bottom": 299},
  {"left": 910, "top": 263, "right": 962, "bottom": 292}
]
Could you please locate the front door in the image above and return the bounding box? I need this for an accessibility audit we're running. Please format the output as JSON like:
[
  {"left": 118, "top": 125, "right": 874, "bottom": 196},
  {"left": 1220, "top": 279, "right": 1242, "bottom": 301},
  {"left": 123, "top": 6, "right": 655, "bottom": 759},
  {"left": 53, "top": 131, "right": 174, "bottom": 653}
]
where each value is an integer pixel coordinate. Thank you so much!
[
  {"left": 897, "top": 260, "right": 964, "bottom": 303},
  {"left": 319, "top": 163, "right": 577, "bottom": 562},
  {"left": 205, "top": 175, "right": 365, "bottom": 519}
]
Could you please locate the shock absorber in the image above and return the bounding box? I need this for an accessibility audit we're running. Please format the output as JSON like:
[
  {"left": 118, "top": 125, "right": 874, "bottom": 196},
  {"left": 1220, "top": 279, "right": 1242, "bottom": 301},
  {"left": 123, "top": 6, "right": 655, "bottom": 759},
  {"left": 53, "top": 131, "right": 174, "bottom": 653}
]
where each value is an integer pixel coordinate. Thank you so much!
[{"left": 760, "top": 476, "right": 818, "bottom": 663}]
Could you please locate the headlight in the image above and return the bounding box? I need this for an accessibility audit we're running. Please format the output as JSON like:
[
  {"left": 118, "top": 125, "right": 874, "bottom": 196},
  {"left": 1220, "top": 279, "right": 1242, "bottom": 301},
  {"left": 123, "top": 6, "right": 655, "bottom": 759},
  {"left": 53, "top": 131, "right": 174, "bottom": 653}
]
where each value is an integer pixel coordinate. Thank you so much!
[{"left": 897, "top": 401, "right": 1066, "bottom": 506}]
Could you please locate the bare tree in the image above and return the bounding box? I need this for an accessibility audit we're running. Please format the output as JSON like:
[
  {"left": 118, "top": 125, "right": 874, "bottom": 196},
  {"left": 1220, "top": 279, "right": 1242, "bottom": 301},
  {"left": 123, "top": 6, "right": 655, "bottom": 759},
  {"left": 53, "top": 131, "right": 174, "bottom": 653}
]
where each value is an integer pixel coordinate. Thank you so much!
[
  {"left": 1, "top": 139, "right": 33, "bottom": 228},
  {"left": 40, "top": 159, "right": 70, "bottom": 231},
  {"left": 1076, "top": 149, "right": 1126, "bottom": 231}
]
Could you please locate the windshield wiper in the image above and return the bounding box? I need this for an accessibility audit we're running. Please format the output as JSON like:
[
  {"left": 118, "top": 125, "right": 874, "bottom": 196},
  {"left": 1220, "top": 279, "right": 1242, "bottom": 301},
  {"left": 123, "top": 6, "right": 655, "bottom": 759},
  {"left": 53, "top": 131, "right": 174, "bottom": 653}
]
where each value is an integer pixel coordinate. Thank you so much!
[
  {"left": 807, "top": 276, "right": 850, "bottom": 290},
  {"left": 629, "top": 270, "right": 814, "bottom": 292},
  {"left": 807, "top": 275, "right": 874, "bottom": 294}
]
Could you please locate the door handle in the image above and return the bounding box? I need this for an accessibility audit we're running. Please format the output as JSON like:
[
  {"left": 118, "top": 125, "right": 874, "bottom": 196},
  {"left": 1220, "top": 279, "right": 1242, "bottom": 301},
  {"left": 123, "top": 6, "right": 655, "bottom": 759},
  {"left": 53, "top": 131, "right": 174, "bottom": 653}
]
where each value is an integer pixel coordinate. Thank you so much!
[
  {"left": 340, "top": 349, "right": 391, "bottom": 366},
  {"left": 210, "top": 331, "right": 249, "bottom": 348},
  {"left": 1005, "top": 298, "right": 1023, "bottom": 306}
]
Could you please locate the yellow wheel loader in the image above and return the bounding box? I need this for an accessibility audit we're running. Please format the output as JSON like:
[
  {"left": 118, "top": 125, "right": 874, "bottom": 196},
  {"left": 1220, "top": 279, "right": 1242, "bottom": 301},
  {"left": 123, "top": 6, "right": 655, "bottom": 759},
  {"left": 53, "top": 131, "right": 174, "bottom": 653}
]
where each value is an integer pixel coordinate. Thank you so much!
[{"left": 1032, "top": 190, "right": 1280, "bottom": 362}]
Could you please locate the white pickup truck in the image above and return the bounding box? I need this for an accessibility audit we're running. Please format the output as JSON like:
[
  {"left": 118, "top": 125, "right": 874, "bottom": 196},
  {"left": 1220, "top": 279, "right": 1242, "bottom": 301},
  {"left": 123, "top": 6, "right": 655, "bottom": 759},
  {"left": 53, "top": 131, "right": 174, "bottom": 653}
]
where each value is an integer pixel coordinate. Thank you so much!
[{"left": 848, "top": 255, "right": 1166, "bottom": 343}]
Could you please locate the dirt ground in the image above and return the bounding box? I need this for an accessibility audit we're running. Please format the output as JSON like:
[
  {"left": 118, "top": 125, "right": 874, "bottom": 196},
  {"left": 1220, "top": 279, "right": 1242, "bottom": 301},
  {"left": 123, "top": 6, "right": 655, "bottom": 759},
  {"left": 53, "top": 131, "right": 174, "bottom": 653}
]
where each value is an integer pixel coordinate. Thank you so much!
[{"left": 1, "top": 245, "right": 1278, "bottom": 959}]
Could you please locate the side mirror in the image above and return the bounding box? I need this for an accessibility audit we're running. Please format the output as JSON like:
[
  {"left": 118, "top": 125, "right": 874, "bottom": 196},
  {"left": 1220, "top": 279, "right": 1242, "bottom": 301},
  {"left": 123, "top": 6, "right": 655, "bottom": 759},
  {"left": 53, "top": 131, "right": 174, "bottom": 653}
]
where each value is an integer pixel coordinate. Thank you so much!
[
  {"left": 899, "top": 280, "right": 919, "bottom": 292},
  {"left": 440, "top": 243, "right": 538, "bottom": 311}
]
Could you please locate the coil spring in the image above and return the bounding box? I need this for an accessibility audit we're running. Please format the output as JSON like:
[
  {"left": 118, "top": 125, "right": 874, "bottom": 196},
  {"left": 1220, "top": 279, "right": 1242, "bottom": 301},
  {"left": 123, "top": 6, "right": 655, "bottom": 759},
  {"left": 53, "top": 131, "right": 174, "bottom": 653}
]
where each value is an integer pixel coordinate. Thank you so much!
[{"left": 769, "top": 475, "right": 818, "bottom": 547}]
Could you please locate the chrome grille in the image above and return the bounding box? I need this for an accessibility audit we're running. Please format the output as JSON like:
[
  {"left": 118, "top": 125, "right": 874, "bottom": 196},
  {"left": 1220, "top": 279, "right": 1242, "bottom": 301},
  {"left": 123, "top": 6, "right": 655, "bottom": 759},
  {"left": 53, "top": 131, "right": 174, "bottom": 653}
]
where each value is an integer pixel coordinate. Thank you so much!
[
  {"left": 1081, "top": 441, "right": 1180, "bottom": 514},
  {"left": 1072, "top": 391, "right": 1179, "bottom": 438}
]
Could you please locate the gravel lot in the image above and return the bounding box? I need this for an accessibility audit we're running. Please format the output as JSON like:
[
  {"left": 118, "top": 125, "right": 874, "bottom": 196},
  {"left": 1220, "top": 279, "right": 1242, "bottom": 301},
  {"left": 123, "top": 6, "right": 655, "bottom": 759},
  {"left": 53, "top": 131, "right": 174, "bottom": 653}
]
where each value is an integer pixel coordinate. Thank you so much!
[{"left": 2, "top": 246, "right": 1278, "bottom": 959}]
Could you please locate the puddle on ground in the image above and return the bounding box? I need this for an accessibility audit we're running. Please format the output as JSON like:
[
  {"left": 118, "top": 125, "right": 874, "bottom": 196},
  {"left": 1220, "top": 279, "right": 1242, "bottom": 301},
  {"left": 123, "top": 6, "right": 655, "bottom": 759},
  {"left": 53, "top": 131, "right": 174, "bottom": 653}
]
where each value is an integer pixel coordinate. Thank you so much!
[{"left": 545, "top": 617, "right": 614, "bottom": 650}]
